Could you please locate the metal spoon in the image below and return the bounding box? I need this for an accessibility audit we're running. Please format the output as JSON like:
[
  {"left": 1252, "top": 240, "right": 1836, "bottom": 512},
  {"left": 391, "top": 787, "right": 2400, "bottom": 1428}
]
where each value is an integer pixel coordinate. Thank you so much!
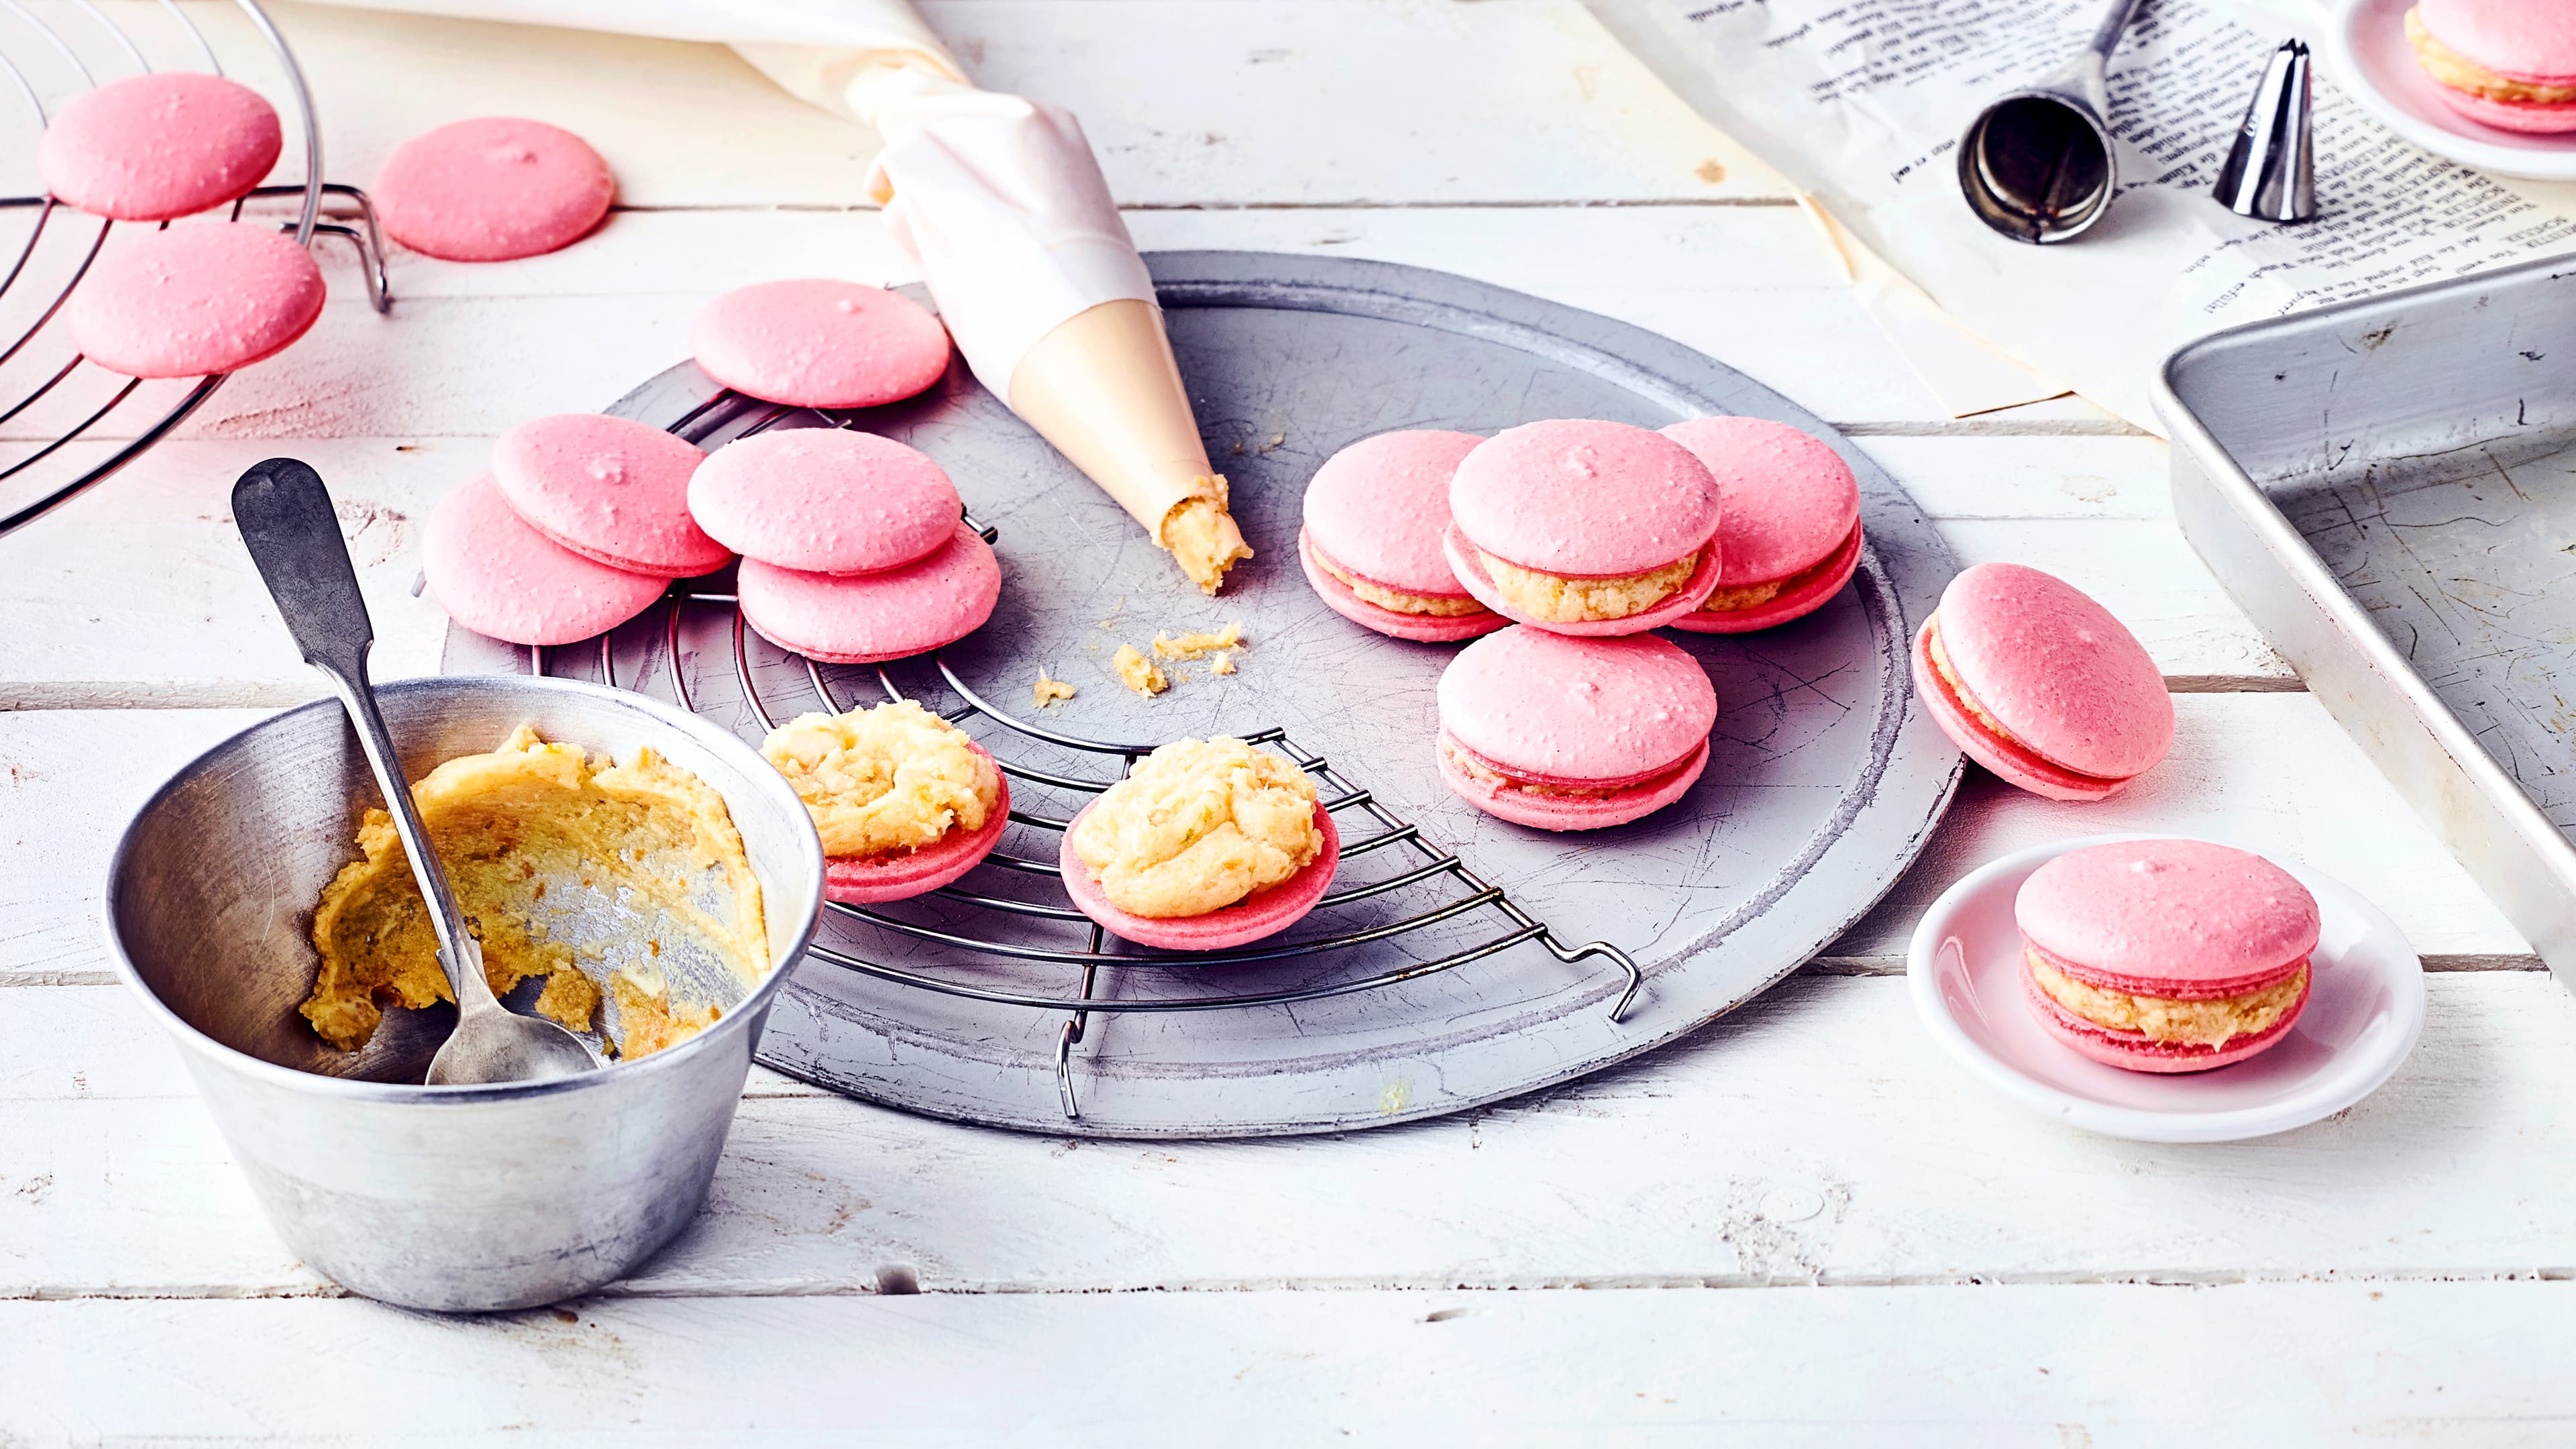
[
  {"left": 1958, "top": 0, "right": 2145, "bottom": 244},
  {"left": 231, "top": 458, "right": 599, "bottom": 1086}
]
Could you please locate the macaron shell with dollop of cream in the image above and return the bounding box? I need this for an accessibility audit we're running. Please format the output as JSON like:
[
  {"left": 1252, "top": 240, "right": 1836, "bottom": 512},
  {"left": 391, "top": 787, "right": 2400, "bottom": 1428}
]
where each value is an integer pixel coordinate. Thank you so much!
[
  {"left": 40, "top": 72, "right": 282, "bottom": 222},
  {"left": 2023, "top": 961, "right": 2311, "bottom": 1073},
  {"left": 1059, "top": 802, "right": 1340, "bottom": 951},
  {"left": 422, "top": 472, "right": 668, "bottom": 647},
  {"left": 824, "top": 754, "right": 1010, "bottom": 905},
  {"left": 374, "top": 117, "right": 614, "bottom": 262},
  {"left": 737, "top": 521, "right": 1000, "bottom": 665},
  {"left": 66, "top": 221, "right": 325, "bottom": 378},
  {"left": 1299, "top": 528, "right": 1505, "bottom": 643},
  {"left": 1448, "top": 419, "right": 1722, "bottom": 578},
  {"left": 2417, "top": 0, "right": 2576, "bottom": 83},
  {"left": 691, "top": 427, "right": 961, "bottom": 575},
  {"left": 1302, "top": 429, "right": 1487, "bottom": 597},
  {"left": 491, "top": 413, "right": 726, "bottom": 578},
  {"left": 1438, "top": 625, "right": 1717, "bottom": 788},
  {"left": 692, "top": 278, "right": 951, "bottom": 409},
  {"left": 1927, "top": 561, "right": 2172, "bottom": 786},
  {"left": 2015, "top": 838, "right": 2322, "bottom": 998}
]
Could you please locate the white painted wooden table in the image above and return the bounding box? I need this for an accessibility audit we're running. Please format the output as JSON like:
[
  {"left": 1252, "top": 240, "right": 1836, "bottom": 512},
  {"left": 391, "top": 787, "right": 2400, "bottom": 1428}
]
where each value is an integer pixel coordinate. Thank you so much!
[{"left": 7, "top": 3, "right": 2575, "bottom": 1441}]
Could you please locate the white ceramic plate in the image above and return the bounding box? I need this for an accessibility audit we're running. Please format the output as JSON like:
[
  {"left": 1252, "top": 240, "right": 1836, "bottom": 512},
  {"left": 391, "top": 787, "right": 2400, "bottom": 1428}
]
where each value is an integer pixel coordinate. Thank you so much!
[
  {"left": 2325, "top": 0, "right": 2576, "bottom": 180},
  {"left": 1907, "top": 834, "right": 2426, "bottom": 1142}
]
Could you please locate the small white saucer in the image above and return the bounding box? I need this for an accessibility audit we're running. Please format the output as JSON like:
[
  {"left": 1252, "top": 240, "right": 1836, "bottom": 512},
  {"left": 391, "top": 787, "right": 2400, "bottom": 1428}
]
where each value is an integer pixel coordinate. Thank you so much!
[
  {"left": 1906, "top": 834, "right": 2426, "bottom": 1142},
  {"left": 2326, "top": 0, "right": 2576, "bottom": 181}
]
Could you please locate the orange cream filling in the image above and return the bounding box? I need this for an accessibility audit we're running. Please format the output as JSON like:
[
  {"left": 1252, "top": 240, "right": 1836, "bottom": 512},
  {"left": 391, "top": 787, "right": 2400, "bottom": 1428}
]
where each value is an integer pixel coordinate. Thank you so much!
[
  {"left": 2029, "top": 950, "right": 2307, "bottom": 1049},
  {"left": 1479, "top": 549, "right": 1698, "bottom": 623},
  {"left": 1312, "top": 546, "right": 1491, "bottom": 617}
]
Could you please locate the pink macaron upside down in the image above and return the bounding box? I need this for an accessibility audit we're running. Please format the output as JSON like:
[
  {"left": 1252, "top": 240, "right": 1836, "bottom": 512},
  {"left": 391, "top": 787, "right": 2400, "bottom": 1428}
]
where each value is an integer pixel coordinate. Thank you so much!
[
  {"left": 1436, "top": 625, "right": 1718, "bottom": 831},
  {"left": 1911, "top": 562, "right": 2172, "bottom": 802},
  {"left": 2408, "top": 0, "right": 2576, "bottom": 133},
  {"left": 2016, "top": 839, "right": 2320, "bottom": 1073},
  {"left": 1443, "top": 419, "right": 1725, "bottom": 637},
  {"left": 1658, "top": 415, "right": 1864, "bottom": 634},
  {"left": 1298, "top": 428, "right": 1505, "bottom": 643}
]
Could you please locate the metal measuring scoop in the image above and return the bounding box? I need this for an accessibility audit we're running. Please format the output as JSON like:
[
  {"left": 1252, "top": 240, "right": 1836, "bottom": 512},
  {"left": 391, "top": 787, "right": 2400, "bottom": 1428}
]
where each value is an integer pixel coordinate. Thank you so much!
[
  {"left": 232, "top": 458, "right": 600, "bottom": 1087},
  {"left": 1958, "top": 0, "right": 2147, "bottom": 244}
]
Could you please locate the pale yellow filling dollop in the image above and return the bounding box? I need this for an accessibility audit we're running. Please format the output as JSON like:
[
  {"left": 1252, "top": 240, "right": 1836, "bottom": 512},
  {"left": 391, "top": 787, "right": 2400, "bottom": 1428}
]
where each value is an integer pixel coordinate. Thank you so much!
[
  {"left": 2408, "top": 7, "right": 2576, "bottom": 103},
  {"left": 2029, "top": 951, "right": 2307, "bottom": 1048},
  {"left": 1112, "top": 643, "right": 1169, "bottom": 696},
  {"left": 1313, "top": 549, "right": 1490, "bottom": 617},
  {"left": 1071, "top": 737, "right": 1324, "bottom": 918},
  {"left": 1481, "top": 549, "right": 1697, "bottom": 623},
  {"left": 1163, "top": 493, "right": 1254, "bottom": 596},
  {"left": 762, "top": 700, "right": 1000, "bottom": 860}
]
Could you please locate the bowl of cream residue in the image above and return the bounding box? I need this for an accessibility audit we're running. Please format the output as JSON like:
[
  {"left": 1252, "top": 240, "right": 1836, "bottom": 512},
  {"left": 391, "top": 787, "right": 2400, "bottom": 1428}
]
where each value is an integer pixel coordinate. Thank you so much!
[{"left": 103, "top": 673, "right": 824, "bottom": 1312}]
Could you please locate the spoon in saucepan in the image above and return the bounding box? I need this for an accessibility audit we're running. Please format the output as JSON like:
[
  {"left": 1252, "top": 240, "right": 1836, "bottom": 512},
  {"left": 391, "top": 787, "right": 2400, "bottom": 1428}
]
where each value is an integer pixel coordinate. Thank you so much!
[{"left": 232, "top": 458, "right": 600, "bottom": 1086}]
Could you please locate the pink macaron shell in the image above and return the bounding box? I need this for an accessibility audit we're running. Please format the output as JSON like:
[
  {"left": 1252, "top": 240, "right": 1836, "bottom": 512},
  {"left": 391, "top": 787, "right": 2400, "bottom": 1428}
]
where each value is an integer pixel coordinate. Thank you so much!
[
  {"left": 40, "top": 72, "right": 282, "bottom": 222},
  {"left": 737, "top": 521, "right": 1000, "bottom": 665},
  {"left": 689, "top": 428, "right": 959, "bottom": 575},
  {"left": 67, "top": 222, "right": 324, "bottom": 378},
  {"left": 1438, "top": 625, "right": 1717, "bottom": 786},
  {"left": 1301, "top": 429, "right": 1486, "bottom": 596},
  {"left": 1443, "top": 521, "right": 1721, "bottom": 636},
  {"left": 2023, "top": 959, "right": 2310, "bottom": 1074},
  {"left": 1911, "top": 619, "right": 2131, "bottom": 803},
  {"left": 374, "top": 117, "right": 614, "bottom": 262},
  {"left": 1438, "top": 731, "right": 1709, "bottom": 831},
  {"left": 1930, "top": 562, "right": 2172, "bottom": 784},
  {"left": 1059, "top": 802, "right": 1340, "bottom": 951},
  {"left": 824, "top": 756, "right": 1010, "bottom": 905},
  {"left": 690, "top": 279, "right": 951, "bottom": 410},
  {"left": 422, "top": 473, "right": 667, "bottom": 647},
  {"left": 1668, "top": 522, "right": 1864, "bottom": 635},
  {"left": 1299, "top": 529, "right": 1505, "bottom": 643},
  {"left": 1448, "top": 419, "right": 1722, "bottom": 578},
  {"left": 2015, "top": 838, "right": 2322, "bottom": 998},
  {"left": 2428, "top": 87, "right": 2576, "bottom": 132},
  {"left": 491, "top": 413, "right": 724, "bottom": 578},
  {"left": 1658, "top": 416, "right": 1861, "bottom": 587},
  {"left": 2417, "top": 0, "right": 2576, "bottom": 84}
]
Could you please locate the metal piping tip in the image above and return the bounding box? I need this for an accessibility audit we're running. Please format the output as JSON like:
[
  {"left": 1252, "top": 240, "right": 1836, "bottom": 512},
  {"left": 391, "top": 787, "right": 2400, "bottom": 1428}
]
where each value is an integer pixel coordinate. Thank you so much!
[{"left": 2215, "top": 39, "right": 2317, "bottom": 224}]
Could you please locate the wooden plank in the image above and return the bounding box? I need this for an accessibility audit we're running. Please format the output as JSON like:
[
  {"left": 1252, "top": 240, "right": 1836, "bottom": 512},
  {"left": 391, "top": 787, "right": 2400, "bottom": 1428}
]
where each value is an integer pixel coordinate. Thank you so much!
[
  {"left": 7, "top": 969, "right": 2566, "bottom": 1298},
  {"left": 3, "top": 1281, "right": 2575, "bottom": 1444}
]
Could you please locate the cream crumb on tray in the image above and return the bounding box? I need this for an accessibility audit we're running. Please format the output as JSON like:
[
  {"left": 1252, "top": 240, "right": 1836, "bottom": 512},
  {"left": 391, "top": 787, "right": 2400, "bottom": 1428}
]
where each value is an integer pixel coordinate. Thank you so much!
[
  {"left": 761, "top": 700, "right": 1001, "bottom": 859},
  {"left": 1068, "top": 738, "right": 1323, "bottom": 918},
  {"left": 1112, "top": 644, "right": 1169, "bottom": 697},
  {"left": 1152, "top": 621, "right": 1244, "bottom": 660},
  {"left": 1034, "top": 672, "right": 1077, "bottom": 708}
]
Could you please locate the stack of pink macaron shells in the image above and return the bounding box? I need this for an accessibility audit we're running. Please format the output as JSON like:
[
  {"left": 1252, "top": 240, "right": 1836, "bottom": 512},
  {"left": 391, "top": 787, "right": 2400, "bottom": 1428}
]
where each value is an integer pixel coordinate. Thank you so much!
[
  {"left": 492, "top": 413, "right": 726, "bottom": 576},
  {"left": 1436, "top": 627, "right": 1718, "bottom": 831},
  {"left": 824, "top": 743, "right": 1014, "bottom": 906},
  {"left": 2015, "top": 839, "right": 2320, "bottom": 1073},
  {"left": 423, "top": 472, "right": 672, "bottom": 647},
  {"left": 2412, "top": 0, "right": 2576, "bottom": 133},
  {"left": 1298, "top": 428, "right": 1505, "bottom": 643},
  {"left": 1444, "top": 419, "right": 1725, "bottom": 636},
  {"left": 1911, "top": 561, "right": 2174, "bottom": 802},
  {"left": 1059, "top": 801, "right": 1343, "bottom": 951},
  {"left": 1658, "top": 415, "right": 1864, "bottom": 635}
]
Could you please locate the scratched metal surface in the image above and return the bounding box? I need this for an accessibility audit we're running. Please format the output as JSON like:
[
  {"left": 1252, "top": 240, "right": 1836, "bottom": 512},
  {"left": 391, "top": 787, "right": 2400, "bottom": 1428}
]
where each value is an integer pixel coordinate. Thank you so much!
[{"left": 446, "top": 252, "right": 1963, "bottom": 1137}]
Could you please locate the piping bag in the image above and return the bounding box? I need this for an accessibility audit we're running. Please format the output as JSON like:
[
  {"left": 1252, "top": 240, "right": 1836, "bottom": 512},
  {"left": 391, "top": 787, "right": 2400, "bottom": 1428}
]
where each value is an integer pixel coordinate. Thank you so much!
[{"left": 304, "top": 0, "right": 1252, "bottom": 593}]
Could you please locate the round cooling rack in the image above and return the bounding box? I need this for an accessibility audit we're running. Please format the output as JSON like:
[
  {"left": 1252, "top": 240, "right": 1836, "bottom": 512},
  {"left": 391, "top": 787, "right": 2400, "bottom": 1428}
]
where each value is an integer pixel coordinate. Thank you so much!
[
  {"left": 443, "top": 251, "right": 1965, "bottom": 1138},
  {"left": 0, "top": 0, "right": 390, "bottom": 538}
]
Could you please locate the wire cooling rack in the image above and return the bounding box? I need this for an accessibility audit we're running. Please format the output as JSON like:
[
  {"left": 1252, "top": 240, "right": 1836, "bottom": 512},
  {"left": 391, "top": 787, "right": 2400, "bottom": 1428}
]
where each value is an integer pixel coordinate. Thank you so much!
[
  {"left": 0, "top": 0, "right": 392, "bottom": 537},
  {"left": 522, "top": 388, "right": 1643, "bottom": 1122}
]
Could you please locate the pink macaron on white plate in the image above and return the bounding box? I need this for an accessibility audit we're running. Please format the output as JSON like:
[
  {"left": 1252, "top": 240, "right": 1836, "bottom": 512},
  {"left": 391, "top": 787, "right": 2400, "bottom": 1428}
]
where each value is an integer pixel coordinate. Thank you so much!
[
  {"left": 2328, "top": 0, "right": 2576, "bottom": 180},
  {"left": 1907, "top": 834, "right": 2425, "bottom": 1142}
]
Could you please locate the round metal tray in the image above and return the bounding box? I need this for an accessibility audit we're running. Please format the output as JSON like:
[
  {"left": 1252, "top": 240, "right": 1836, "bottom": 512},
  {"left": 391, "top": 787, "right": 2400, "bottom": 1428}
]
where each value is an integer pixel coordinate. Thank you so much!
[{"left": 444, "top": 250, "right": 1962, "bottom": 1138}]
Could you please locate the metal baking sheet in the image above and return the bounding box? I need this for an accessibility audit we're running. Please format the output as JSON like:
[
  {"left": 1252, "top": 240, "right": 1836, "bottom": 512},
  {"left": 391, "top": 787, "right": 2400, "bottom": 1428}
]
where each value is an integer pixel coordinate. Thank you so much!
[
  {"left": 447, "top": 250, "right": 1962, "bottom": 1137},
  {"left": 2161, "top": 252, "right": 2576, "bottom": 985}
]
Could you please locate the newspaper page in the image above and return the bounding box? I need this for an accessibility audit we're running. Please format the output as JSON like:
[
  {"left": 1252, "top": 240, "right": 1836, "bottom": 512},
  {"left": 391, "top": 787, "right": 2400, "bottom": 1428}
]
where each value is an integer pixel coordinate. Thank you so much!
[{"left": 1587, "top": 0, "right": 2576, "bottom": 429}]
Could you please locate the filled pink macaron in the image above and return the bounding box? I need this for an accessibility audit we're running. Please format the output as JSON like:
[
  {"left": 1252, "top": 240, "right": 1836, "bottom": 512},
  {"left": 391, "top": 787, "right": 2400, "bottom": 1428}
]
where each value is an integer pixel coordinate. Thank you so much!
[
  {"left": 374, "top": 117, "right": 614, "bottom": 261},
  {"left": 2017, "top": 839, "right": 2320, "bottom": 1073},
  {"left": 67, "top": 222, "right": 325, "bottom": 378},
  {"left": 1444, "top": 419, "right": 1722, "bottom": 637},
  {"left": 1298, "top": 428, "right": 1503, "bottom": 643},
  {"left": 1436, "top": 625, "right": 1717, "bottom": 831},
  {"left": 690, "top": 428, "right": 960, "bottom": 576},
  {"left": 2408, "top": 0, "right": 2576, "bottom": 133},
  {"left": 1059, "top": 802, "right": 1340, "bottom": 951},
  {"left": 1912, "top": 562, "right": 2171, "bottom": 802},
  {"left": 490, "top": 413, "right": 727, "bottom": 578},
  {"left": 423, "top": 472, "right": 667, "bottom": 646},
  {"left": 691, "top": 279, "right": 951, "bottom": 410},
  {"left": 827, "top": 752, "right": 1012, "bottom": 906},
  {"left": 1659, "top": 416, "right": 1863, "bottom": 634},
  {"left": 40, "top": 72, "right": 282, "bottom": 221},
  {"left": 737, "top": 521, "right": 1000, "bottom": 665}
]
